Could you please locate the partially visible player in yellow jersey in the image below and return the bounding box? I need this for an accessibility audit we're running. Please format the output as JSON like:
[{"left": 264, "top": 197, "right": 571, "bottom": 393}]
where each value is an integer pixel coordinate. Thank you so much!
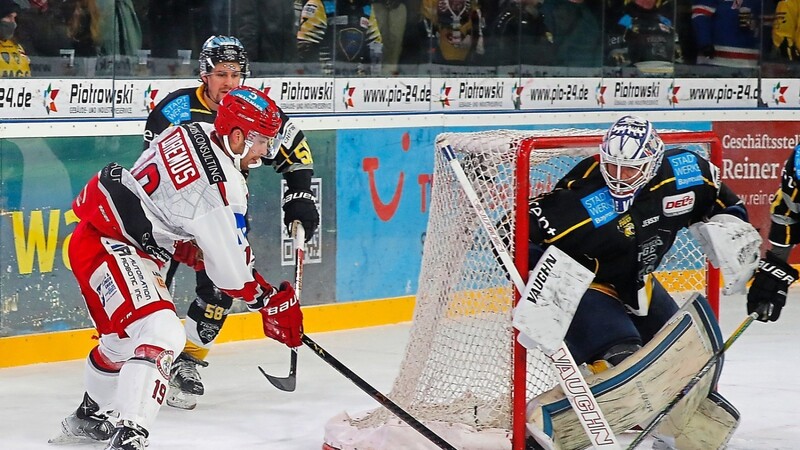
[
  {"left": 0, "top": 0, "right": 30, "bottom": 78},
  {"left": 297, "top": 0, "right": 382, "bottom": 75}
]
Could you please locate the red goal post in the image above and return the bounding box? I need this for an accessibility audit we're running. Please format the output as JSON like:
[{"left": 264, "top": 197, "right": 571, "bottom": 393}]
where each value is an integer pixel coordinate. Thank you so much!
[{"left": 322, "top": 128, "right": 722, "bottom": 450}]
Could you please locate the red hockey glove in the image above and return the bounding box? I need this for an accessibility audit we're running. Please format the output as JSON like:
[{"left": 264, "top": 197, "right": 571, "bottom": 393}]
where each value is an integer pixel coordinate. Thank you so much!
[
  {"left": 258, "top": 281, "right": 303, "bottom": 348},
  {"left": 173, "top": 240, "right": 204, "bottom": 271}
]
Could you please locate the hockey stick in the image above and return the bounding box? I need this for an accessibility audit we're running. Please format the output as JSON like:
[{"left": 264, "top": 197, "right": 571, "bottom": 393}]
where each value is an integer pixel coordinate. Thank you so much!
[
  {"left": 301, "top": 334, "right": 457, "bottom": 450},
  {"left": 259, "top": 221, "right": 305, "bottom": 392},
  {"left": 626, "top": 311, "right": 759, "bottom": 449},
  {"left": 439, "top": 139, "right": 620, "bottom": 449}
]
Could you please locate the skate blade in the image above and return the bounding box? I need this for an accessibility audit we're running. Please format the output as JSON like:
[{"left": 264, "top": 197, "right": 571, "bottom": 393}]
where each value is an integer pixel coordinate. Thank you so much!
[
  {"left": 48, "top": 431, "right": 107, "bottom": 446},
  {"left": 166, "top": 389, "right": 197, "bottom": 410}
]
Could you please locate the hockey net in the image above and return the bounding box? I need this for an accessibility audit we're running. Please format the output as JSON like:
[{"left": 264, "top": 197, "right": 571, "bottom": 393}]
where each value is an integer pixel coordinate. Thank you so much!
[{"left": 323, "top": 129, "right": 721, "bottom": 450}]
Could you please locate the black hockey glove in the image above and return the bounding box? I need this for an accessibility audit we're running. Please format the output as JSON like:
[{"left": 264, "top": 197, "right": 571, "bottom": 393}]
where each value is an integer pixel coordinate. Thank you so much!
[
  {"left": 747, "top": 251, "right": 798, "bottom": 322},
  {"left": 282, "top": 169, "right": 319, "bottom": 241}
]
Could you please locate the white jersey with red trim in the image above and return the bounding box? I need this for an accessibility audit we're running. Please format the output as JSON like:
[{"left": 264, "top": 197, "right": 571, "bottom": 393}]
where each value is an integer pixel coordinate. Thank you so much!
[{"left": 73, "top": 122, "right": 258, "bottom": 300}]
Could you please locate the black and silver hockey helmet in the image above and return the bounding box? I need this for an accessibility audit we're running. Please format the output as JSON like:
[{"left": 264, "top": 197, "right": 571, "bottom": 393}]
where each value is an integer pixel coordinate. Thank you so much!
[{"left": 199, "top": 35, "right": 250, "bottom": 79}]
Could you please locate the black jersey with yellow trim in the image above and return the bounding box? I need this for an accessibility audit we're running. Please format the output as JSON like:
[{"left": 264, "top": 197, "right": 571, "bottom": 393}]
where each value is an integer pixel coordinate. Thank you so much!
[
  {"left": 529, "top": 148, "right": 742, "bottom": 309},
  {"left": 769, "top": 145, "right": 800, "bottom": 247},
  {"left": 142, "top": 85, "right": 313, "bottom": 175},
  {"left": 143, "top": 85, "right": 214, "bottom": 150}
]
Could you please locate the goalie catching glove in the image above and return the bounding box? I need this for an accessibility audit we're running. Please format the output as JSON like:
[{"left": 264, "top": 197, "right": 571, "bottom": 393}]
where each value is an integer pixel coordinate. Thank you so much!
[
  {"left": 282, "top": 169, "right": 319, "bottom": 242},
  {"left": 688, "top": 213, "right": 762, "bottom": 295},
  {"left": 246, "top": 271, "right": 303, "bottom": 347},
  {"left": 747, "top": 251, "right": 798, "bottom": 322}
]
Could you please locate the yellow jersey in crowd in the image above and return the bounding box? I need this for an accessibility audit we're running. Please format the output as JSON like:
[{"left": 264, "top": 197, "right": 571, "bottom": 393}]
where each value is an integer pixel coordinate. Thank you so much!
[{"left": 0, "top": 39, "right": 30, "bottom": 77}]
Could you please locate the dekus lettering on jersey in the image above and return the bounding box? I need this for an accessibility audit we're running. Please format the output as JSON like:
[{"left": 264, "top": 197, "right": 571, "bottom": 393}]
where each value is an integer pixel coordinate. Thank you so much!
[
  {"left": 158, "top": 129, "right": 200, "bottom": 189},
  {"left": 185, "top": 123, "right": 226, "bottom": 184}
]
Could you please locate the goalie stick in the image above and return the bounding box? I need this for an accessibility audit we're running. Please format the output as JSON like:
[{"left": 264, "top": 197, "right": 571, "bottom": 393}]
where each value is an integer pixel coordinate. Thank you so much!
[
  {"left": 259, "top": 221, "right": 304, "bottom": 392},
  {"left": 626, "top": 312, "right": 759, "bottom": 449},
  {"left": 439, "top": 139, "right": 620, "bottom": 450}
]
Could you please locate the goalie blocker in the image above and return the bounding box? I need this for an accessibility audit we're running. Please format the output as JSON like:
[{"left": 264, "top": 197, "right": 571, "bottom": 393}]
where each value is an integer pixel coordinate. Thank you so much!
[{"left": 526, "top": 294, "right": 738, "bottom": 450}]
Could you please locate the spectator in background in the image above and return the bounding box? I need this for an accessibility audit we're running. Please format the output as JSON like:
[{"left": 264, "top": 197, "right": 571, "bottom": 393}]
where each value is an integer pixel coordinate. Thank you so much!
[
  {"left": 692, "top": 0, "right": 760, "bottom": 67},
  {"left": 297, "top": 0, "right": 383, "bottom": 75},
  {"left": 210, "top": 0, "right": 231, "bottom": 35},
  {"left": 606, "top": 0, "right": 681, "bottom": 75},
  {"left": 773, "top": 0, "right": 800, "bottom": 61},
  {"left": 96, "top": 0, "right": 141, "bottom": 55},
  {"left": 15, "top": 0, "right": 100, "bottom": 57},
  {"left": 147, "top": 0, "right": 212, "bottom": 60},
  {"left": 487, "top": 0, "right": 555, "bottom": 67},
  {"left": 421, "top": 0, "right": 485, "bottom": 65},
  {"left": 541, "top": 0, "right": 602, "bottom": 67},
  {"left": 372, "top": 0, "right": 407, "bottom": 75},
  {"left": 235, "top": 0, "right": 296, "bottom": 65},
  {"left": 0, "top": 0, "right": 31, "bottom": 77}
]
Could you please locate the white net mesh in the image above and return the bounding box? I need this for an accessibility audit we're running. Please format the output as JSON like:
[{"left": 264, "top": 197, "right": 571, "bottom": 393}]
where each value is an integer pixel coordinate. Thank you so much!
[{"left": 323, "top": 129, "right": 715, "bottom": 450}]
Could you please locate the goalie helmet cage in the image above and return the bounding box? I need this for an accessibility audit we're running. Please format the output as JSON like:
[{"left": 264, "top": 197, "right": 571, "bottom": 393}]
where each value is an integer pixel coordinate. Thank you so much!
[{"left": 322, "top": 129, "right": 721, "bottom": 450}]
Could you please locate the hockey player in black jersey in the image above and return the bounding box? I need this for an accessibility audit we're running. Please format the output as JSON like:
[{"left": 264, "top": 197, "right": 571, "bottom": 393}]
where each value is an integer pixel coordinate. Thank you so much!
[
  {"left": 746, "top": 146, "right": 800, "bottom": 323},
  {"left": 142, "top": 35, "right": 319, "bottom": 410},
  {"left": 522, "top": 116, "right": 760, "bottom": 450}
]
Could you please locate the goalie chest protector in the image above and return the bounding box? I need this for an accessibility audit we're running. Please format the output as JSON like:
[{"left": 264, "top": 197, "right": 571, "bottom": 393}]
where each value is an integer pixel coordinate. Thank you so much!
[{"left": 529, "top": 148, "right": 730, "bottom": 309}]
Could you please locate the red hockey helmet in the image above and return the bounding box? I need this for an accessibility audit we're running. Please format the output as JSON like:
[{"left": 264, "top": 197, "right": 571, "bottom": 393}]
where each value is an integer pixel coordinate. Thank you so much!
[
  {"left": 215, "top": 86, "right": 282, "bottom": 169},
  {"left": 215, "top": 86, "right": 281, "bottom": 139}
]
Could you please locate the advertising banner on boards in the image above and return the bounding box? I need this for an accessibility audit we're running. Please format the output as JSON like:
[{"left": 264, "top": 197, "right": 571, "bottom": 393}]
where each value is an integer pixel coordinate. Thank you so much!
[{"left": 712, "top": 121, "right": 800, "bottom": 260}]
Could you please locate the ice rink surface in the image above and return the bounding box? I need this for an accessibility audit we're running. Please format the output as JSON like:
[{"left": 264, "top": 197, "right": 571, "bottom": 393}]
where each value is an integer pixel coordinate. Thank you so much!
[{"left": 1, "top": 291, "right": 799, "bottom": 450}]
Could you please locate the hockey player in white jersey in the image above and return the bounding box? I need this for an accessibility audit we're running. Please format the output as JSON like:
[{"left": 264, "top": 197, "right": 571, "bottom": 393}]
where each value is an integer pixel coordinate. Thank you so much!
[{"left": 51, "top": 86, "right": 301, "bottom": 450}]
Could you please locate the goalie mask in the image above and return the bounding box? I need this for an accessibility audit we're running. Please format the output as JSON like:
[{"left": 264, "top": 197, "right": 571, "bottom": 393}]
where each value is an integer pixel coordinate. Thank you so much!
[
  {"left": 215, "top": 86, "right": 282, "bottom": 171},
  {"left": 199, "top": 35, "right": 250, "bottom": 80},
  {"left": 599, "top": 115, "right": 665, "bottom": 213}
]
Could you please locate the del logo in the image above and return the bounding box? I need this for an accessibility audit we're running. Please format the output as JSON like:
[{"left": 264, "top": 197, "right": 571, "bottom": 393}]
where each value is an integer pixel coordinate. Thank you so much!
[
  {"left": 43, "top": 84, "right": 59, "bottom": 113},
  {"left": 662, "top": 192, "right": 695, "bottom": 217}
]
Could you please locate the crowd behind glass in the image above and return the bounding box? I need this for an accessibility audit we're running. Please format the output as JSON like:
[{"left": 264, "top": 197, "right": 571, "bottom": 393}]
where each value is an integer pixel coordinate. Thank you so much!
[{"left": 1, "top": 0, "right": 798, "bottom": 79}]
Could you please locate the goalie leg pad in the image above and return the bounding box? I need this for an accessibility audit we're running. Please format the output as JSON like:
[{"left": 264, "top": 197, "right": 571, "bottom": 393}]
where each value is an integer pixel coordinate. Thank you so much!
[
  {"left": 655, "top": 392, "right": 740, "bottom": 450},
  {"left": 526, "top": 293, "right": 724, "bottom": 450}
]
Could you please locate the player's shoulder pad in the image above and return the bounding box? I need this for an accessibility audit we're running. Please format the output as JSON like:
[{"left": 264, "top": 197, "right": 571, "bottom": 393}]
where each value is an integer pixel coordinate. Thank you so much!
[
  {"left": 153, "top": 87, "right": 196, "bottom": 125},
  {"left": 662, "top": 148, "right": 709, "bottom": 190}
]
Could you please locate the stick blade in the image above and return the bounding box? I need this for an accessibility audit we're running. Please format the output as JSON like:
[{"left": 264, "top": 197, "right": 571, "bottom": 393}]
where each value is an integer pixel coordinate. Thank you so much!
[{"left": 259, "top": 349, "right": 298, "bottom": 392}]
